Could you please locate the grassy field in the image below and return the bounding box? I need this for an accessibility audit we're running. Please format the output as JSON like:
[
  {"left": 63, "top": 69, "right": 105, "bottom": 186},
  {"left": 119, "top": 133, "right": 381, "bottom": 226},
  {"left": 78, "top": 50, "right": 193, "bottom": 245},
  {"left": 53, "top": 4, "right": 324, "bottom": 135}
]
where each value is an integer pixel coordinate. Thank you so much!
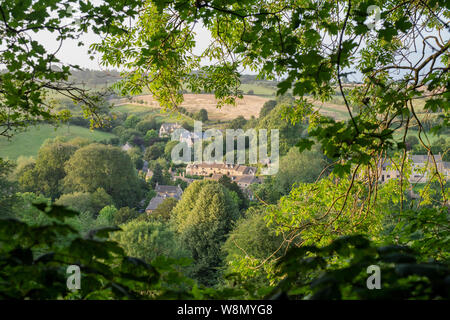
[
  {"left": 240, "top": 83, "right": 277, "bottom": 97},
  {"left": 0, "top": 124, "right": 115, "bottom": 160}
]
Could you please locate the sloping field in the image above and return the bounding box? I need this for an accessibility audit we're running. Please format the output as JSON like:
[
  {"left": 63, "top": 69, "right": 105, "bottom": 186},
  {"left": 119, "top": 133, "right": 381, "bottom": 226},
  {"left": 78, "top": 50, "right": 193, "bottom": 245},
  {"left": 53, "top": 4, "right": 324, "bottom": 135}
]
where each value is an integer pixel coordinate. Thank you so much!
[
  {"left": 116, "top": 94, "right": 270, "bottom": 120},
  {"left": 0, "top": 124, "right": 115, "bottom": 160}
]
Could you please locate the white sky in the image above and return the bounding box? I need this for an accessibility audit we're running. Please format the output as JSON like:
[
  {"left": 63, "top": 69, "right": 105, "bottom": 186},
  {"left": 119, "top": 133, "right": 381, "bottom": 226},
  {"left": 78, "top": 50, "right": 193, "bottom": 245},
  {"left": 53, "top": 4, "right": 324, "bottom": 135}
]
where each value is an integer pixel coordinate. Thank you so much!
[{"left": 35, "top": 24, "right": 214, "bottom": 71}]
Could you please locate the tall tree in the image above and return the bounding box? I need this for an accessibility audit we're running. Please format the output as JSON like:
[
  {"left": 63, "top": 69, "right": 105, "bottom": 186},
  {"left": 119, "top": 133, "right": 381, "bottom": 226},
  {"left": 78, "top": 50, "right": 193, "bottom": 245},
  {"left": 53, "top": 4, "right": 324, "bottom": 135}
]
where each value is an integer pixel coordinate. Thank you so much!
[
  {"left": 259, "top": 100, "right": 277, "bottom": 118},
  {"left": 17, "top": 141, "right": 79, "bottom": 199},
  {"left": 275, "top": 146, "right": 328, "bottom": 194},
  {"left": 218, "top": 175, "right": 249, "bottom": 211},
  {"left": 63, "top": 144, "right": 143, "bottom": 208},
  {"left": 111, "top": 219, "right": 189, "bottom": 263},
  {"left": 0, "top": 159, "right": 17, "bottom": 218},
  {"left": 172, "top": 180, "right": 240, "bottom": 285}
]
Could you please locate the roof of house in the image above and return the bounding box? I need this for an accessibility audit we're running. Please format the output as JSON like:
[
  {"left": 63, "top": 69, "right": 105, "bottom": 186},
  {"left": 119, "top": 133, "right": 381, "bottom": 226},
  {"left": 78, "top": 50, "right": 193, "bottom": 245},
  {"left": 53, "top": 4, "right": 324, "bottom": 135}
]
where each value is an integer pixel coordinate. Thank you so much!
[
  {"left": 235, "top": 175, "right": 259, "bottom": 184},
  {"left": 186, "top": 163, "right": 257, "bottom": 174},
  {"left": 146, "top": 195, "right": 166, "bottom": 211},
  {"left": 155, "top": 184, "right": 183, "bottom": 199},
  {"left": 121, "top": 142, "right": 132, "bottom": 151},
  {"left": 160, "top": 123, "right": 181, "bottom": 131},
  {"left": 410, "top": 154, "right": 442, "bottom": 163},
  {"left": 205, "top": 174, "right": 223, "bottom": 181}
]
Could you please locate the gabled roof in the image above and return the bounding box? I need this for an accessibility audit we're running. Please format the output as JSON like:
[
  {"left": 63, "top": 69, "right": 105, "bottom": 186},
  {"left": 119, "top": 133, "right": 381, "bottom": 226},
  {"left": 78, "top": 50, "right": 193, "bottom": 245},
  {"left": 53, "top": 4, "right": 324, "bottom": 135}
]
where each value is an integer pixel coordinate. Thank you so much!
[
  {"left": 235, "top": 175, "right": 259, "bottom": 184},
  {"left": 121, "top": 142, "right": 132, "bottom": 151},
  {"left": 146, "top": 195, "right": 166, "bottom": 211},
  {"left": 186, "top": 163, "right": 257, "bottom": 174},
  {"left": 155, "top": 184, "right": 182, "bottom": 194},
  {"left": 410, "top": 154, "right": 442, "bottom": 163},
  {"left": 160, "top": 123, "right": 181, "bottom": 131}
]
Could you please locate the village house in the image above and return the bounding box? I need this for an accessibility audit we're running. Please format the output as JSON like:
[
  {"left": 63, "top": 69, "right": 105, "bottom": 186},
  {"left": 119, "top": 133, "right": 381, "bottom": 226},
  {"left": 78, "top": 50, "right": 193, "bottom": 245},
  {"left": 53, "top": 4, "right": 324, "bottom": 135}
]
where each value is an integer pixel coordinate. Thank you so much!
[
  {"left": 409, "top": 154, "right": 446, "bottom": 183},
  {"left": 204, "top": 173, "right": 261, "bottom": 200},
  {"left": 191, "top": 163, "right": 260, "bottom": 197},
  {"left": 186, "top": 163, "right": 257, "bottom": 177},
  {"left": 121, "top": 142, "right": 133, "bottom": 152},
  {"left": 145, "top": 169, "right": 153, "bottom": 182},
  {"left": 159, "top": 123, "right": 182, "bottom": 138},
  {"left": 379, "top": 153, "right": 448, "bottom": 183},
  {"left": 145, "top": 183, "right": 183, "bottom": 214}
]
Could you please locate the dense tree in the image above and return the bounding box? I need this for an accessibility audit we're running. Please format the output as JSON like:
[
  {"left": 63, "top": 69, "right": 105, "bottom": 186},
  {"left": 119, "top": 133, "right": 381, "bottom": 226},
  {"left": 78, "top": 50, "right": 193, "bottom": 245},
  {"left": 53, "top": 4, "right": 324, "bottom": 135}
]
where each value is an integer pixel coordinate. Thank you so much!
[
  {"left": 195, "top": 108, "right": 208, "bottom": 122},
  {"left": 152, "top": 197, "right": 178, "bottom": 221},
  {"left": 144, "top": 129, "right": 159, "bottom": 146},
  {"left": 113, "top": 207, "right": 141, "bottom": 225},
  {"left": 127, "top": 147, "right": 144, "bottom": 170},
  {"left": 97, "top": 205, "right": 118, "bottom": 226},
  {"left": 218, "top": 175, "right": 249, "bottom": 211},
  {"left": 0, "top": 159, "right": 17, "bottom": 218},
  {"left": 228, "top": 116, "right": 247, "bottom": 130},
  {"left": 149, "top": 163, "right": 165, "bottom": 189},
  {"left": 164, "top": 140, "right": 180, "bottom": 160},
  {"left": 275, "top": 146, "right": 328, "bottom": 194},
  {"left": 256, "top": 104, "right": 306, "bottom": 155},
  {"left": 250, "top": 175, "right": 283, "bottom": 205},
  {"left": 172, "top": 180, "right": 240, "bottom": 285},
  {"left": 111, "top": 219, "right": 189, "bottom": 263},
  {"left": 144, "top": 142, "right": 165, "bottom": 161},
  {"left": 17, "top": 141, "right": 79, "bottom": 199},
  {"left": 124, "top": 114, "right": 141, "bottom": 129},
  {"left": 55, "top": 188, "right": 114, "bottom": 216},
  {"left": 136, "top": 118, "right": 159, "bottom": 134},
  {"left": 405, "top": 135, "right": 420, "bottom": 151},
  {"left": 223, "top": 207, "right": 285, "bottom": 285},
  {"left": 259, "top": 100, "right": 277, "bottom": 118},
  {"left": 118, "top": 128, "right": 143, "bottom": 146},
  {"left": 11, "top": 192, "right": 52, "bottom": 227},
  {"left": 63, "top": 144, "right": 143, "bottom": 208}
]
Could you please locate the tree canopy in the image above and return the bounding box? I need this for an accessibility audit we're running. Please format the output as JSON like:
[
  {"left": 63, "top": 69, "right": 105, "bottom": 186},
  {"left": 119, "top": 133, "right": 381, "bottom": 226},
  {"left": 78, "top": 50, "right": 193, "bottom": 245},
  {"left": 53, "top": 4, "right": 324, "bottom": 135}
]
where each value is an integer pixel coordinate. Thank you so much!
[
  {"left": 63, "top": 143, "right": 144, "bottom": 208},
  {"left": 172, "top": 180, "right": 240, "bottom": 285}
]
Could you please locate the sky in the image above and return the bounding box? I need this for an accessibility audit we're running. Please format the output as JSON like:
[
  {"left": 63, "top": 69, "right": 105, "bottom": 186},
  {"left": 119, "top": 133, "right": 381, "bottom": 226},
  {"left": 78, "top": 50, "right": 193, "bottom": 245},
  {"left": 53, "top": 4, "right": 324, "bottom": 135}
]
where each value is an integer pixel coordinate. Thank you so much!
[
  {"left": 11, "top": 6, "right": 449, "bottom": 83},
  {"left": 36, "top": 23, "right": 214, "bottom": 72}
]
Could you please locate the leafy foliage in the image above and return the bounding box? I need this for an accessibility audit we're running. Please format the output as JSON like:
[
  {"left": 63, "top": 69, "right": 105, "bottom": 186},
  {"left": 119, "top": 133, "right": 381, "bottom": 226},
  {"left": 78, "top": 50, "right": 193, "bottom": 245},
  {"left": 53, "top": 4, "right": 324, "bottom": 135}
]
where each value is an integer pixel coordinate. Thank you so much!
[
  {"left": 172, "top": 180, "right": 240, "bottom": 285},
  {"left": 0, "top": 203, "right": 197, "bottom": 299},
  {"left": 271, "top": 235, "right": 449, "bottom": 300},
  {"left": 63, "top": 143, "right": 144, "bottom": 208}
]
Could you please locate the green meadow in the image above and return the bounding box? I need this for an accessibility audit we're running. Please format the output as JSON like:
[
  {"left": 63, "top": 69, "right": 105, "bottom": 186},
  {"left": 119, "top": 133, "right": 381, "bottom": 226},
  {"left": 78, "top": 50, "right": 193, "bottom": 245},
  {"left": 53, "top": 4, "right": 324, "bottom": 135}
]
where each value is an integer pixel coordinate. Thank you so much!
[{"left": 0, "top": 124, "right": 115, "bottom": 160}]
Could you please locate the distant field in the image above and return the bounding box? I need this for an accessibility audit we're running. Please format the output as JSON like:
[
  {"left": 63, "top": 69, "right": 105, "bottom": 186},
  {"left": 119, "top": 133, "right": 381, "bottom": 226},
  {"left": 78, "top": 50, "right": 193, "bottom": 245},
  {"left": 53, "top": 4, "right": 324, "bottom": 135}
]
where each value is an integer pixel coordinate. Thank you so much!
[
  {"left": 113, "top": 92, "right": 436, "bottom": 123},
  {"left": 307, "top": 98, "right": 350, "bottom": 120},
  {"left": 240, "top": 83, "right": 277, "bottom": 97},
  {"left": 0, "top": 124, "right": 115, "bottom": 160},
  {"left": 116, "top": 94, "right": 270, "bottom": 120}
]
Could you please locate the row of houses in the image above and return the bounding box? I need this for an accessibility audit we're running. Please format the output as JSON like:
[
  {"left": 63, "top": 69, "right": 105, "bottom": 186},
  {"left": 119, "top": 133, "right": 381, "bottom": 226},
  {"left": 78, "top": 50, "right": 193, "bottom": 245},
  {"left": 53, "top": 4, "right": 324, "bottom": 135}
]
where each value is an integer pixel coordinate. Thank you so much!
[
  {"left": 380, "top": 154, "right": 449, "bottom": 183},
  {"left": 186, "top": 162, "right": 260, "bottom": 189},
  {"left": 145, "top": 162, "right": 262, "bottom": 214}
]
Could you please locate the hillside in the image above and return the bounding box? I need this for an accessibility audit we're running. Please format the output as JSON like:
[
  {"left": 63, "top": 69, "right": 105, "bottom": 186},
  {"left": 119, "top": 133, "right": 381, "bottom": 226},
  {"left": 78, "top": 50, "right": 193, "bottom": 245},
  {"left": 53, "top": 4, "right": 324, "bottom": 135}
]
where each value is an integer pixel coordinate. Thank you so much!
[
  {"left": 115, "top": 94, "right": 269, "bottom": 120},
  {"left": 0, "top": 124, "right": 115, "bottom": 160}
]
